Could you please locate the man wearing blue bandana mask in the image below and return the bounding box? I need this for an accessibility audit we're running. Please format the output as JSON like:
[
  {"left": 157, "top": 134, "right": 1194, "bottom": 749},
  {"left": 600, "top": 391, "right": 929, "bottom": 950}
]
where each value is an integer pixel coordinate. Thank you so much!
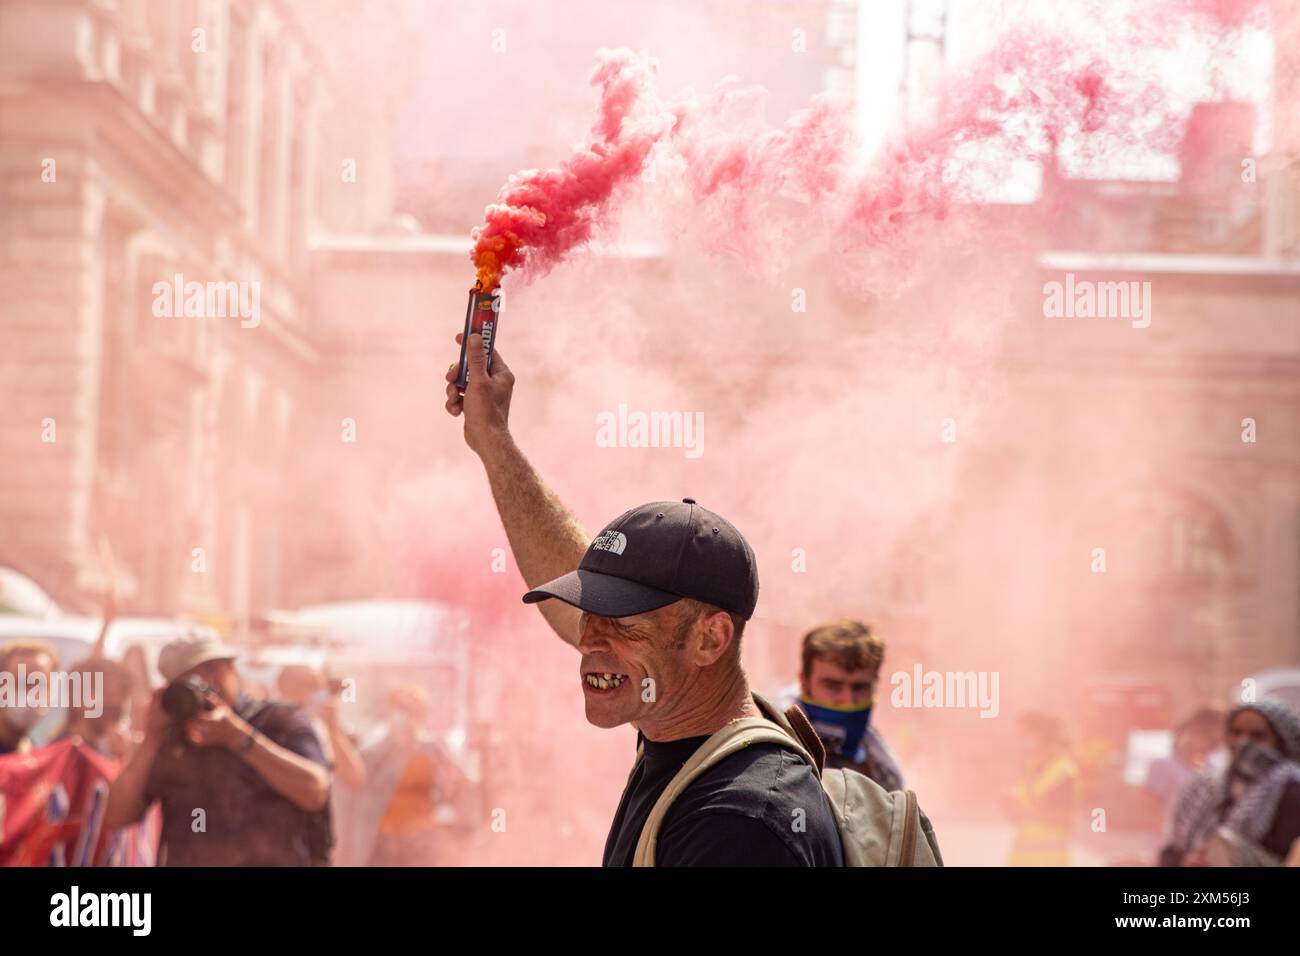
[{"left": 775, "top": 619, "right": 904, "bottom": 792}]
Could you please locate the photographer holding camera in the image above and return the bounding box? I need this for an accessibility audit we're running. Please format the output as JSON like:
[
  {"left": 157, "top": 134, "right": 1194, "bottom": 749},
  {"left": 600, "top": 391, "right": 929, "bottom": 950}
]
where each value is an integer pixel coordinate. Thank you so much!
[{"left": 105, "top": 634, "right": 333, "bottom": 866}]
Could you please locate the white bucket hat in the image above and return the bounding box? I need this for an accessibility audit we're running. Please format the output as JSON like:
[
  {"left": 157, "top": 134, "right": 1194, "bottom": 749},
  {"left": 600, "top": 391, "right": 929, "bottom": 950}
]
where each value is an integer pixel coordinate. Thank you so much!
[{"left": 158, "top": 631, "right": 238, "bottom": 683}]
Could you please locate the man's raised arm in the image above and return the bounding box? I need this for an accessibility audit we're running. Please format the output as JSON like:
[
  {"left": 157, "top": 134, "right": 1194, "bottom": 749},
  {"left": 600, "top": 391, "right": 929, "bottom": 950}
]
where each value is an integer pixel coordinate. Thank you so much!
[{"left": 445, "top": 332, "right": 587, "bottom": 646}]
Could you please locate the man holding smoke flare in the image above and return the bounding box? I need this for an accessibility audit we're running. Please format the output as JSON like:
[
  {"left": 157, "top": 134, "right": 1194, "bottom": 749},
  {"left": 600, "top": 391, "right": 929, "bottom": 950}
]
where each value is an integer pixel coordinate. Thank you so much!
[{"left": 444, "top": 332, "right": 843, "bottom": 866}]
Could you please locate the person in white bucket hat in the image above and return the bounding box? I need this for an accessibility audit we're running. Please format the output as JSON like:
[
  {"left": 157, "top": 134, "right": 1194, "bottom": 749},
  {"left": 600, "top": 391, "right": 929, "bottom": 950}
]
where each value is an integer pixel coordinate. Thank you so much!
[{"left": 105, "top": 630, "right": 334, "bottom": 865}]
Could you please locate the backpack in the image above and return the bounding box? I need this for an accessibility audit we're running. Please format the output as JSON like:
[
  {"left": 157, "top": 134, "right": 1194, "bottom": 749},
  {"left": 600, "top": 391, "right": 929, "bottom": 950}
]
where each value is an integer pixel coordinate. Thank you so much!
[{"left": 632, "top": 693, "right": 943, "bottom": 867}]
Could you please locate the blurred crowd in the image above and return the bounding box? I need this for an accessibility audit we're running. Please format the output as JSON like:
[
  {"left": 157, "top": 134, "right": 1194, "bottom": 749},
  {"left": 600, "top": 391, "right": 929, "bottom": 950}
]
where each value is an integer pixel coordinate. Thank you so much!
[
  {"left": 0, "top": 630, "right": 476, "bottom": 866},
  {"left": 999, "top": 700, "right": 1300, "bottom": 867},
  {"left": 2, "top": 619, "right": 1299, "bottom": 866}
]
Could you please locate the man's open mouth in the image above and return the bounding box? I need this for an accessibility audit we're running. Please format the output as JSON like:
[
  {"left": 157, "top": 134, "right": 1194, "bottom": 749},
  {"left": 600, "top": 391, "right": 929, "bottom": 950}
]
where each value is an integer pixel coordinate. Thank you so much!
[{"left": 583, "top": 672, "right": 628, "bottom": 690}]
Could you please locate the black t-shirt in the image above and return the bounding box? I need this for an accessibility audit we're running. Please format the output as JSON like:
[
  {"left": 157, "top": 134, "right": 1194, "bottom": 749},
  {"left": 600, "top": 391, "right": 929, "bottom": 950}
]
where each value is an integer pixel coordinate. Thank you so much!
[{"left": 603, "top": 731, "right": 844, "bottom": 866}]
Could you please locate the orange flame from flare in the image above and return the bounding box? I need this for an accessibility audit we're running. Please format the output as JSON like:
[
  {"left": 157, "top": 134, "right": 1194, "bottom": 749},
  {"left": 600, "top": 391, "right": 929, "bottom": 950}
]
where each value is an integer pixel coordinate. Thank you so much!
[{"left": 474, "top": 236, "right": 518, "bottom": 294}]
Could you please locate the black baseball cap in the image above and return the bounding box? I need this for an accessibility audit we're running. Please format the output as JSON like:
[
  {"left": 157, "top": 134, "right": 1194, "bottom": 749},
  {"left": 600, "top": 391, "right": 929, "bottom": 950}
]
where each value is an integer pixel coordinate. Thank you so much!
[{"left": 522, "top": 499, "right": 759, "bottom": 620}]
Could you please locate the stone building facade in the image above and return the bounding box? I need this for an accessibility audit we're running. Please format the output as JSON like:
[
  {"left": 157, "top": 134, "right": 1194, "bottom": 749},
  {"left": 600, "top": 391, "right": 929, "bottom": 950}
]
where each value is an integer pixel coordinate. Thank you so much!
[{"left": 0, "top": 0, "right": 409, "bottom": 625}]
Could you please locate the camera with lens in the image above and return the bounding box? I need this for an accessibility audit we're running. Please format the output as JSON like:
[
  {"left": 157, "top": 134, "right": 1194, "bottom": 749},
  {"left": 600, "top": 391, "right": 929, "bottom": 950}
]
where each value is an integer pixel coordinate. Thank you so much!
[{"left": 162, "top": 675, "right": 217, "bottom": 721}]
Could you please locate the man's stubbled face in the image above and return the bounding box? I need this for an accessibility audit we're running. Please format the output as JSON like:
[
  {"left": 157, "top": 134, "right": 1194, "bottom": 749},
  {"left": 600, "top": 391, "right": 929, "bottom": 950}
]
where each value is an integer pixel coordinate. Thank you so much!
[{"left": 576, "top": 601, "right": 700, "bottom": 730}]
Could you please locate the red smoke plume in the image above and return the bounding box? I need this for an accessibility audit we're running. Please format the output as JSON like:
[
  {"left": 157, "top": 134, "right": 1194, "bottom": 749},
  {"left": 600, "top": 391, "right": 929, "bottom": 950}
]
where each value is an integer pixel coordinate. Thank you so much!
[
  {"left": 470, "top": 0, "right": 1254, "bottom": 298},
  {"left": 471, "top": 50, "right": 669, "bottom": 291}
]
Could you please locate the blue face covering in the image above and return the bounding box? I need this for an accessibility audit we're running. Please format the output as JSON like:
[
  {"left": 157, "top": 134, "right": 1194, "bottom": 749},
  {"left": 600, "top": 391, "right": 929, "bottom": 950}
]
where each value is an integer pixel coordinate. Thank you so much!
[{"left": 799, "top": 697, "right": 873, "bottom": 759}]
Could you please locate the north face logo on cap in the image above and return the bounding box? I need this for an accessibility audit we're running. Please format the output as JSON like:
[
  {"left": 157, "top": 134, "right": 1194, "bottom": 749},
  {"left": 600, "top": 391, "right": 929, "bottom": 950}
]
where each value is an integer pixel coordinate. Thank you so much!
[{"left": 590, "top": 530, "right": 627, "bottom": 555}]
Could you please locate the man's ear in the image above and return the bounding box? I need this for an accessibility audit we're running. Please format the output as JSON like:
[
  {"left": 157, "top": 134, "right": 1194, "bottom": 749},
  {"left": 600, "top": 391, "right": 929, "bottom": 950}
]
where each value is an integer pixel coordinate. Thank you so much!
[{"left": 692, "top": 610, "right": 736, "bottom": 666}]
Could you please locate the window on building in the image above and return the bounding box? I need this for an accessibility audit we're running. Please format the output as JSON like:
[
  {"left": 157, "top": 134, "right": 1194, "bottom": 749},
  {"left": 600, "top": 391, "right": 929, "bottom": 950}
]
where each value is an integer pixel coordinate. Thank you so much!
[
  {"left": 96, "top": 215, "right": 133, "bottom": 478},
  {"left": 289, "top": 95, "right": 306, "bottom": 265},
  {"left": 259, "top": 47, "right": 280, "bottom": 252},
  {"left": 224, "top": 13, "right": 247, "bottom": 210}
]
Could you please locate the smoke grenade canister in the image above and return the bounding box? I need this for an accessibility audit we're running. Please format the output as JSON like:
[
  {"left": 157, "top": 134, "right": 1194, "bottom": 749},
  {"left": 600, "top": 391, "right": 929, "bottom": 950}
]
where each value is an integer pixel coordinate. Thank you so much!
[{"left": 455, "top": 284, "right": 502, "bottom": 390}]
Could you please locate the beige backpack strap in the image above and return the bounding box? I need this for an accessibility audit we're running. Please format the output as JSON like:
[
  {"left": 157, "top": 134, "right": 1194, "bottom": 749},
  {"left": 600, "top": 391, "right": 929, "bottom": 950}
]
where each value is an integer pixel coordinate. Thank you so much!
[
  {"left": 897, "top": 790, "right": 920, "bottom": 866},
  {"left": 631, "top": 716, "right": 814, "bottom": 867}
]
